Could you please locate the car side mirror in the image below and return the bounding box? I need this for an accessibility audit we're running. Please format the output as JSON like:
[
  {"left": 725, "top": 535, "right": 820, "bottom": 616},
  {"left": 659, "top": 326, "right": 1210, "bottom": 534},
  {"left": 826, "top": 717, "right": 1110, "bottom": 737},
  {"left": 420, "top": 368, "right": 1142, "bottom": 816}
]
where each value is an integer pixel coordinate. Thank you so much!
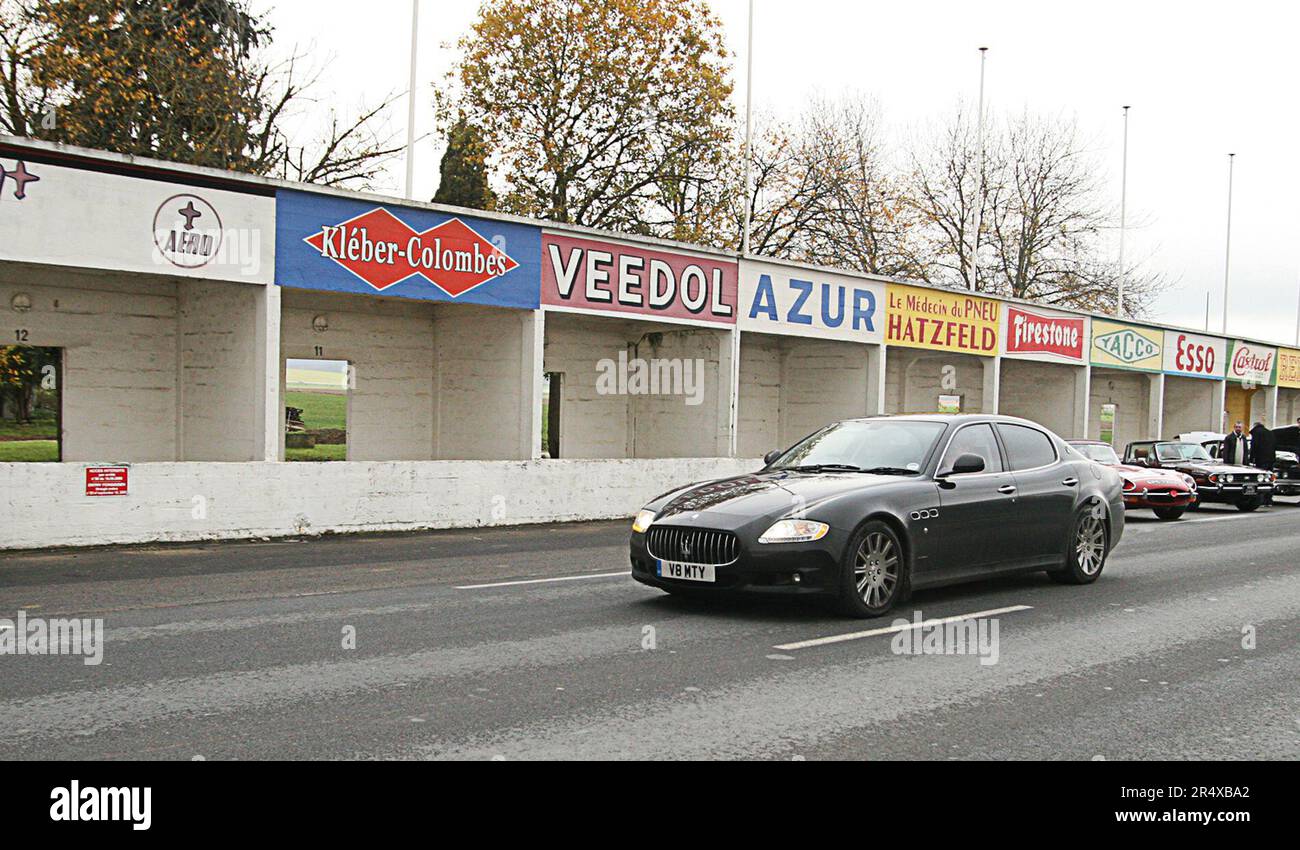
[
  {"left": 939, "top": 453, "right": 985, "bottom": 477},
  {"left": 763, "top": 449, "right": 783, "bottom": 466}
]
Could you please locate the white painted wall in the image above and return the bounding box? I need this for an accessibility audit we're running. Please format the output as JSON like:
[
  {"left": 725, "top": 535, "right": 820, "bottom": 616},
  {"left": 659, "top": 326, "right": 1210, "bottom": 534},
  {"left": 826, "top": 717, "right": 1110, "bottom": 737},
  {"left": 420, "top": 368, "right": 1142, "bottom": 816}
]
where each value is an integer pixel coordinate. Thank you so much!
[
  {"left": 885, "top": 349, "right": 988, "bottom": 414},
  {"left": 1162, "top": 376, "right": 1219, "bottom": 437},
  {"left": 542, "top": 312, "right": 731, "bottom": 459},
  {"left": 736, "top": 334, "right": 781, "bottom": 457},
  {"left": 0, "top": 457, "right": 761, "bottom": 550},
  {"left": 1087, "top": 369, "right": 1154, "bottom": 448},
  {"left": 998, "top": 359, "right": 1084, "bottom": 437}
]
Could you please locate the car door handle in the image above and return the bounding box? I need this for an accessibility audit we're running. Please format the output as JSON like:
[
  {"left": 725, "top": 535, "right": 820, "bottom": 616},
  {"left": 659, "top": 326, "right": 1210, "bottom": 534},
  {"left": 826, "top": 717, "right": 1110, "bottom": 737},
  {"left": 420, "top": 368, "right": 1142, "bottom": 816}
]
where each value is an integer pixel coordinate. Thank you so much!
[
  {"left": 997, "top": 484, "right": 1017, "bottom": 495},
  {"left": 1062, "top": 477, "right": 1079, "bottom": 487}
]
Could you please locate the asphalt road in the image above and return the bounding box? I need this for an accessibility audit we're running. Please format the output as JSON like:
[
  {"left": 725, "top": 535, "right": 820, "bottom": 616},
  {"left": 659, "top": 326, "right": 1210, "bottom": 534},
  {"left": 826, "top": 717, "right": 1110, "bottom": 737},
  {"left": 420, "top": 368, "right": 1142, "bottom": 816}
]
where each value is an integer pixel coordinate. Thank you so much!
[{"left": 1, "top": 502, "right": 1298, "bottom": 760}]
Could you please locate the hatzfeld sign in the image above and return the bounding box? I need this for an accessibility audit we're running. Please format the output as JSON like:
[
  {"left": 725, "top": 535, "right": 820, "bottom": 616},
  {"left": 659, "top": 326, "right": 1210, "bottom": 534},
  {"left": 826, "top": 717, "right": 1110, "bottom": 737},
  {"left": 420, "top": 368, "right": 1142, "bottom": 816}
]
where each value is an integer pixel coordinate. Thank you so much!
[
  {"left": 541, "top": 232, "right": 736, "bottom": 324},
  {"left": 1002, "top": 306, "right": 1085, "bottom": 363},
  {"left": 276, "top": 189, "right": 541, "bottom": 308}
]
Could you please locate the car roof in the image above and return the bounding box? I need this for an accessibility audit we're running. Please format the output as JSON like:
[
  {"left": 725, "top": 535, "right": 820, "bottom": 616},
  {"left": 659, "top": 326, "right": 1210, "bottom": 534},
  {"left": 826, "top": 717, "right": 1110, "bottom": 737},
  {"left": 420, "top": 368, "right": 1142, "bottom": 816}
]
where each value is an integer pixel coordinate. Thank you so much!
[
  {"left": 850, "top": 413, "right": 1048, "bottom": 426},
  {"left": 1067, "top": 439, "right": 1108, "bottom": 445}
]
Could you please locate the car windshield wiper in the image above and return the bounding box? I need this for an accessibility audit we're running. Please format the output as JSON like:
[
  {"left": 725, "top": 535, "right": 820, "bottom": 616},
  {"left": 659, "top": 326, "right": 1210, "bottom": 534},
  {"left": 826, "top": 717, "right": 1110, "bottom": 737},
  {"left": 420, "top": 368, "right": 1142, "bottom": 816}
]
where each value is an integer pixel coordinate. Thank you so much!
[
  {"left": 780, "top": 463, "right": 866, "bottom": 473},
  {"left": 859, "top": 466, "right": 920, "bottom": 476}
]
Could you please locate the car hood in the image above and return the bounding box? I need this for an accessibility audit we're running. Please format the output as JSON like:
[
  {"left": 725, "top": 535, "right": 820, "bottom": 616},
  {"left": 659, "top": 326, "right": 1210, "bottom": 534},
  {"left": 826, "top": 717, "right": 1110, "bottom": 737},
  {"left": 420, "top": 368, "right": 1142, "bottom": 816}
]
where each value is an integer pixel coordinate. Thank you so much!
[
  {"left": 649, "top": 470, "right": 916, "bottom": 527},
  {"left": 1113, "top": 464, "right": 1188, "bottom": 483},
  {"left": 1174, "top": 460, "right": 1260, "bottom": 476}
]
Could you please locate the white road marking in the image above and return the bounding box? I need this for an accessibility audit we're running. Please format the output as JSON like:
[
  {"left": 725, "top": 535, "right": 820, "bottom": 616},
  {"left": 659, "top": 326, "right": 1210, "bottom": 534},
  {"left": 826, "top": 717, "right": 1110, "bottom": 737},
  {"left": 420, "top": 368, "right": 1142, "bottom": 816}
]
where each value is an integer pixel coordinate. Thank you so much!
[
  {"left": 455, "top": 571, "right": 630, "bottom": 590},
  {"left": 773, "top": 604, "right": 1033, "bottom": 651}
]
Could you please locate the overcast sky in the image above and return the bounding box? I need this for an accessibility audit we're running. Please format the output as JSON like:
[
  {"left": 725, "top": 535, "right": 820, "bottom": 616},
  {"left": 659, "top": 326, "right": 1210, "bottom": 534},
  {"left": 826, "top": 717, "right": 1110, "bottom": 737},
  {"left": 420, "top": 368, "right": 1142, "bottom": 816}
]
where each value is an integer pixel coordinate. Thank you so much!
[{"left": 264, "top": 0, "right": 1300, "bottom": 344}]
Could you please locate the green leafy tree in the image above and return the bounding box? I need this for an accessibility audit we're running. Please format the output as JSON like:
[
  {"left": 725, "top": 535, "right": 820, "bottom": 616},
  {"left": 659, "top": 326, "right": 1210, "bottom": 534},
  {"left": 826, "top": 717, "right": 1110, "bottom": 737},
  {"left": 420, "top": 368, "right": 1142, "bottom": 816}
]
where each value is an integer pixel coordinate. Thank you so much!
[{"left": 433, "top": 117, "right": 495, "bottom": 210}]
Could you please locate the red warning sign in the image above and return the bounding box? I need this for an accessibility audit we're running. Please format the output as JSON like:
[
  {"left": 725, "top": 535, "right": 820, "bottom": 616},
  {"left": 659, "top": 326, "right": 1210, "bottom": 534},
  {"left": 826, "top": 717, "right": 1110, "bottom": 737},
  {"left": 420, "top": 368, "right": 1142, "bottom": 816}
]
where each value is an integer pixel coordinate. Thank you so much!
[{"left": 85, "top": 466, "right": 129, "bottom": 497}]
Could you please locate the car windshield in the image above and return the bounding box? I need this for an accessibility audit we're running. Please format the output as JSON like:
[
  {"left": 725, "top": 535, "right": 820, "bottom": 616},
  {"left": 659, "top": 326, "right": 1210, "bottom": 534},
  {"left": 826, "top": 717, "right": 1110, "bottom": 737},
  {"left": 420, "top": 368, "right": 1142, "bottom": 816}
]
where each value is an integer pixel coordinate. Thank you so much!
[
  {"left": 1156, "top": 442, "right": 1212, "bottom": 462},
  {"left": 768, "top": 420, "right": 948, "bottom": 473},
  {"left": 1074, "top": 443, "right": 1120, "bottom": 464}
]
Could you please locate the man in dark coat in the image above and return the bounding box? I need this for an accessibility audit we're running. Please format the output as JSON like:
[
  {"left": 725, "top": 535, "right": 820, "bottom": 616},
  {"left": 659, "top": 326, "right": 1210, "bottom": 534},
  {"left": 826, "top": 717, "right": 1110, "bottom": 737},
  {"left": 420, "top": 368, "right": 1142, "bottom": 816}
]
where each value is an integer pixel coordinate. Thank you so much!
[
  {"left": 1222, "top": 421, "right": 1251, "bottom": 466},
  {"left": 1250, "top": 422, "right": 1276, "bottom": 470}
]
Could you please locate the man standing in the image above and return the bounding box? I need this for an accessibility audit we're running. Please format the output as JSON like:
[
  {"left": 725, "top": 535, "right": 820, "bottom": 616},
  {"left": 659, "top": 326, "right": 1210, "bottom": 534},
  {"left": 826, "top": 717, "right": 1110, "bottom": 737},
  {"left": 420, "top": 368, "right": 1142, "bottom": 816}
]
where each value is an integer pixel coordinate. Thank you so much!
[
  {"left": 1250, "top": 421, "right": 1276, "bottom": 505},
  {"left": 1222, "top": 421, "right": 1251, "bottom": 466}
]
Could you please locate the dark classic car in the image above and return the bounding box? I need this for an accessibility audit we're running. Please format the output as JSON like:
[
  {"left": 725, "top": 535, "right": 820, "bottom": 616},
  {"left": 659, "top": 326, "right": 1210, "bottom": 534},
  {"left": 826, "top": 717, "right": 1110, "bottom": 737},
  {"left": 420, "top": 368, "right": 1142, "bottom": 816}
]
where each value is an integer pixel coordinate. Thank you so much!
[
  {"left": 1123, "top": 440, "right": 1272, "bottom": 511},
  {"left": 1068, "top": 439, "right": 1196, "bottom": 520},
  {"left": 1202, "top": 427, "right": 1300, "bottom": 498},
  {"left": 629, "top": 415, "right": 1125, "bottom": 618}
]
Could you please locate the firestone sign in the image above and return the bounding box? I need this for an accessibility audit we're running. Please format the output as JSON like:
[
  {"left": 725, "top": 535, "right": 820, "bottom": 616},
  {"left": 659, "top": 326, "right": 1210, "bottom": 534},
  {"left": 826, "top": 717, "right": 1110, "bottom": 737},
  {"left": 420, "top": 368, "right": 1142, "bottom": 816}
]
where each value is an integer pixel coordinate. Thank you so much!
[
  {"left": 276, "top": 189, "right": 541, "bottom": 308},
  {"left": 738, "top": 260, "right": 883, "bottom": 343},
  {"left": 1002, "top": 306, "right": 1085, "bottom": 363},
  {"left": 1089, "top": 320, "right": 1163, "bottom": 372},
  {"left": 541, "top": 232, "right": 736, "bottom": 324},
  {"left": 1227, "top": 340, "right": 1277, "bottom": 386}
]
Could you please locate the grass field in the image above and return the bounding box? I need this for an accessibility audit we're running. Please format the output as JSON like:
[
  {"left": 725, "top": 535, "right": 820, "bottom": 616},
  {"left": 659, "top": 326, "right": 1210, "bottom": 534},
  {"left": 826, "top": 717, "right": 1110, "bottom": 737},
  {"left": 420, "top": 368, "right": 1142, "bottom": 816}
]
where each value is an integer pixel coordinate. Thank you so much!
[
  {"left": 0, "top": 417, "right": 57, "bottom": 440},
  {"left": 0, "top": 440, "right": 57, "bottom": 462},
  {"left": 285, "top": 444, "right": 347, "bottom": 462},
  {"left": 284, "top": 390, "right": 347, "bottom": 431}
]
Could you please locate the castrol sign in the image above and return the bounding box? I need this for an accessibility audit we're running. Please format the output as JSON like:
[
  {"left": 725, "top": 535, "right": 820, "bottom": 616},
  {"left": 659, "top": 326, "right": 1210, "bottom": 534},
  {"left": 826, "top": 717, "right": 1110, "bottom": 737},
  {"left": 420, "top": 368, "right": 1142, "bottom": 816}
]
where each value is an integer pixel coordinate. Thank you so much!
[
  {"left": 1002, "top": 306, "right": 1086, "bottom": 363},
  {"left": 1163, "top": 331, "right": 1226, "bottom": 379}
]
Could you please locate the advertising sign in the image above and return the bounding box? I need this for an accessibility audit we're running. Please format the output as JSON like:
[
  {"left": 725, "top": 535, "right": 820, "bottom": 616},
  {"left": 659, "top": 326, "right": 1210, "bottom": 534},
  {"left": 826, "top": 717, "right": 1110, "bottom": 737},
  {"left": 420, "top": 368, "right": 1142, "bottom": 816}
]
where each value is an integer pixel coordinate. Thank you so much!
[
  {"left": 1277, "top": 348, "right": 1300, "bottom": 389},
  {"left": 738, "top": 259, "right": 883, "bottom": 342},
  {"left": 276, "top": 189, "right": 541, "bottom": 308},
  {"left": 1163, "top": 330, "right": 1227, "bottom": 379},
  {"left": 0, "top": 153, "right": 274, "bottom": 283},
  {"left": 1002, "top": 305, "right": 1086, "bottom": 363},
  {"left": 1089, "top": 319, "right": 1163, "bottom": 372},
  {"left": 1227, "top": 340, "right": 1277, "bottom": 386},
  {"left": 85, "top": 466, "right": 129, "bottom": 497},
  {"left": 884, "top": 284, "right": 999, "bottom": 355},
  {"left": 541, "top": 232, "right": 736, "bottom": 324}
]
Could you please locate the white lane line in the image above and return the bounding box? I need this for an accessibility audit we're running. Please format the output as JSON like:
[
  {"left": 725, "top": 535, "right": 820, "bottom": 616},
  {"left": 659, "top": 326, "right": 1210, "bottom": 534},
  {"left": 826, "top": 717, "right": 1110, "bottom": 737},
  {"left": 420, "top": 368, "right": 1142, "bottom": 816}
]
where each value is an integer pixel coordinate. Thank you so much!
[
  {"left": 773, "top": 604, "right": 1033, "bottom": 651},
  {"left": 455, "top": 571, "right": 630, "bottom": 590}
]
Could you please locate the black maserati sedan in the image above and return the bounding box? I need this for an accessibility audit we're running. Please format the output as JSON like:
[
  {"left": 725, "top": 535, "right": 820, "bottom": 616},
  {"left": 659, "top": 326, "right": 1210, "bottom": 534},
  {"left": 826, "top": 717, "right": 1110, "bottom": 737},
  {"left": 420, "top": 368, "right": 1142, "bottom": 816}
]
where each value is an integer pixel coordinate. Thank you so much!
[{"left": 630, "top": 415, "right": 1124, "bottom": 618}]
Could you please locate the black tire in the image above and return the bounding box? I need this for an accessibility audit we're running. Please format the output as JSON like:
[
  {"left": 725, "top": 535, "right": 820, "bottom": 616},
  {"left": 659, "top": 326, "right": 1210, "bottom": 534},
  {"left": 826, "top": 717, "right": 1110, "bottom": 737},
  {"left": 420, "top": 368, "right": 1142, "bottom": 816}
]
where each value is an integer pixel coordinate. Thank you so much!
[
  {"left": 1153, "top": 507, "right": 1185, "bottom": 521},
  {"left": 1187, "top": 497, "right": 1201, "bottom": 511},
  {"left": 1047, "top": 505, "right": 1108, "bottom": 585},
  {"left": 837, "top": 520, "right": 906, "bottom": 618},
  {"left": 1236, "top": 497, "right": 1260, "bottom": 512}
]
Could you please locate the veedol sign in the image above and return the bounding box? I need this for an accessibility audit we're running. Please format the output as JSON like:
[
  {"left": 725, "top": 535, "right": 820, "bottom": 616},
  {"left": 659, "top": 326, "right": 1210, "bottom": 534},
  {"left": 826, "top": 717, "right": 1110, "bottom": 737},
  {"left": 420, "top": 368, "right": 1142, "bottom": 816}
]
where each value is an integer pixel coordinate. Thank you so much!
[
  {"left": 0, "top": 155, "right": 273, "bottom": 283},
  {"left": 1002, "top": 306, "right": 1085, "bottom": 363},
  {"left": 542, "top": 232, "right": 736, "bottom": 323},
  {"left": 738, "top": 260, "right": 883, "bottom": 343},
  {"left": 276, "top": 189, "right": 541, "bottom": 308}
]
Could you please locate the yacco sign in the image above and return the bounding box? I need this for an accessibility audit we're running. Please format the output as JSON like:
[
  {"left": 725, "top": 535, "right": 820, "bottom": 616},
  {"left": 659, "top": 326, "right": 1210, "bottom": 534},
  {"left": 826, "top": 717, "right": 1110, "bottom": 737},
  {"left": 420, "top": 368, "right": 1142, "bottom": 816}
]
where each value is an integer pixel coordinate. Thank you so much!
[
  {"left": 885, "top": 284, "right": 999, "bottom": 355},
  {"left": 1227, "top": 340, "right": 1277, "bottom": 386},
  {"left": 1002, "top": 306, "right": 1086, "bottom": 363},
  {"left": 1163, "top": 330, "right": 1226, "bottom": 380},
  {"left": 738, "top": 260, "right": 883, "bottom": 343},
  {"left": 0, "top": 153, "right": 274, "bottom": 283},
  {"left": 1277, "top": 348, "right": 1300, "bottom": 389},
  {"left": 541, "top": 232, "right": 736, "bottom": 324},
  {"left": 275, "top": 189, "right": 541, "bottom": 308},
  {"left": 1089, "top": 319, "right": 1162, "bottom": 372}
]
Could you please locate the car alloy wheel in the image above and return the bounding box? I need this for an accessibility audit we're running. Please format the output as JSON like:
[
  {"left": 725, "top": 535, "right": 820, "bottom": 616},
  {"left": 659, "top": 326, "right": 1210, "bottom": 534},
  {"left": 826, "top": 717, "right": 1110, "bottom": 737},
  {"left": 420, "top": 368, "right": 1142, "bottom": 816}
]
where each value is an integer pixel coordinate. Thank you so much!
[
  {"left": 1074, "top": 513, "right": 1106, "bottom": 576},
  {"left": 854, "top": 531, "right": 899, "bottom": 607}
]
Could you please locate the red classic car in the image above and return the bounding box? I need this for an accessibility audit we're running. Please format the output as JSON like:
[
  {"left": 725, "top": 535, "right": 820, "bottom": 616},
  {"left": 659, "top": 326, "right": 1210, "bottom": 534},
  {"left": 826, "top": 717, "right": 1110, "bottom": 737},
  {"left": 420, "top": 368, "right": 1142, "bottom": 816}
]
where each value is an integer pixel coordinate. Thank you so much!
[{"left": 1068, "top": 439, "right": 1196, "bottom": 520}]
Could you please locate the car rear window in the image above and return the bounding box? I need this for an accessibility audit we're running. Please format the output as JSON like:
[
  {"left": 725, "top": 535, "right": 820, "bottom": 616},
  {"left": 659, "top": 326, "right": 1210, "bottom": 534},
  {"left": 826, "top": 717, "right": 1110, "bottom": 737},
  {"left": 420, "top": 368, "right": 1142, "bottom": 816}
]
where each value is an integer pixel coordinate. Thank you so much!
[{"left": 995, "top": 424, "right": 1057, "bottom": 470}]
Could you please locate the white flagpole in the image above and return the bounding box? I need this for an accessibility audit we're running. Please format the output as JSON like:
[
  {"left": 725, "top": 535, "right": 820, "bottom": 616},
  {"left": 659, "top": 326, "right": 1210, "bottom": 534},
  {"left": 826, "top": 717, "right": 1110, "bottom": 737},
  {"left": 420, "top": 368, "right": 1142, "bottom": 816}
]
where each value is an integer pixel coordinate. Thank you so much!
[
  {"left": 404, "top": 0, "right": 421, "bottom": 199},
  {"left": 1117, "top": 106, "right": 1130, "bottom": 316},
  {"left": 970, "top": 46, "right": 988, "bottom": 291},
  {"left": 1221, "top": 153, "right": 1235, "bottom": 334},
  {"left": 740, "top": 0, "right": 755, "bottom": 257}
]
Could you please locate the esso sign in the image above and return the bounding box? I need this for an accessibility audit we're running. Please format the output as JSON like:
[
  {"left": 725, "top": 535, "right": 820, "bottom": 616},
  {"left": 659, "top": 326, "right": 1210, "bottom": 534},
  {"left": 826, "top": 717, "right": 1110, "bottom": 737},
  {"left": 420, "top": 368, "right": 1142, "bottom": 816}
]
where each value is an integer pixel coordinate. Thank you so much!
[{"left": 1163, "top": 331, "right": 1226, "bottom": 379}]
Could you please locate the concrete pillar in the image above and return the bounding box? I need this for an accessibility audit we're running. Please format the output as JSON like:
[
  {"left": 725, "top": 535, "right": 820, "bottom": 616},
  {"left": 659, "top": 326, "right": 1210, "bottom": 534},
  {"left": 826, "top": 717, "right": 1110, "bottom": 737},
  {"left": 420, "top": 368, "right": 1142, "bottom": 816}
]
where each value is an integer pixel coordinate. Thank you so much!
[
  {"left": 1212, "top": 380, "right": 1227, "bottom": 433},
  {"left": 1074, "top": 364, "right": 1091, "bottom": 439},
  {"left": 868, "top": 343, "right": 887, "bottom": 416},
  {"left": 1262, "top": 384, "right": 1279, "bottom": 427},
  {"left": 256, "top": 284, "right": 282, "bottom": 462},
  {"left": 727, "top": 328, "right": 742, "bottom": 456},
  {"left": 982, "top": 355, "right": 1001, "bottom": 414},
  {"left": 1146, "top": 372, "right": 1165, "bottom": 439},
  {"left": 521, "top": 309, "right": 545, "bottom": 460}
]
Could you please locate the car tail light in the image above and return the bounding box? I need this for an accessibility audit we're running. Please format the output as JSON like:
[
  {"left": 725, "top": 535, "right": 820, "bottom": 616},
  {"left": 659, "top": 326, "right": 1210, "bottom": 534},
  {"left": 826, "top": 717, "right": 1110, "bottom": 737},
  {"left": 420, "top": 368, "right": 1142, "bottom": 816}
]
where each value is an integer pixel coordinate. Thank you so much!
[{"left": 1122, "top": 478, "right": 1135, "bottom": 491}]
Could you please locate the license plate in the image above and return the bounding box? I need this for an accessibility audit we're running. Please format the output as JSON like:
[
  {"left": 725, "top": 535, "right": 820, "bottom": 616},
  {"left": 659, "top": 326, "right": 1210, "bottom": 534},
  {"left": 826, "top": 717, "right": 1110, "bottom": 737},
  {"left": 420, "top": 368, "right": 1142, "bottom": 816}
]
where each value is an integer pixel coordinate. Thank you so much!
[
  {"left": 656, "top": 560, "right": 715, "bottom": 583},
  {"left": 1243, "top": 484, "right": 1257, "bottom": 495}
]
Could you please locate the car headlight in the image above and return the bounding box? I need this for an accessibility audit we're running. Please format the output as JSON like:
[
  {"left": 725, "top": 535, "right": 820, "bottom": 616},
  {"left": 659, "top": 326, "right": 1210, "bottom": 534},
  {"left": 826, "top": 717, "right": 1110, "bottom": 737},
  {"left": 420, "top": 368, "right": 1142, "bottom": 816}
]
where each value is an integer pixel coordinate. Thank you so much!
[
  {"left": 1225, "top": 474, "right": 1234, "bottom": 484},
  {"left": 758, "top": 519, "right": 829, "bottom": 544},
  {"left": 631, "top": 509, "right": 656, "bottom": 534},
  {"left": 1182, "top": 474, "right": 1196, "bottom": 488}
]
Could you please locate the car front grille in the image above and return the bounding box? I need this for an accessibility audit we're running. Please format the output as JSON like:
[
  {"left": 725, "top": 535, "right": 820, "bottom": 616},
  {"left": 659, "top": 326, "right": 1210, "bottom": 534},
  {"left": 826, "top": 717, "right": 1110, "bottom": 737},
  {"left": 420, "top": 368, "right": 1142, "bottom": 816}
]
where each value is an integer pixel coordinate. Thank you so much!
[{"left": 646, "top": 527, "right": 739, "bottom": 565}]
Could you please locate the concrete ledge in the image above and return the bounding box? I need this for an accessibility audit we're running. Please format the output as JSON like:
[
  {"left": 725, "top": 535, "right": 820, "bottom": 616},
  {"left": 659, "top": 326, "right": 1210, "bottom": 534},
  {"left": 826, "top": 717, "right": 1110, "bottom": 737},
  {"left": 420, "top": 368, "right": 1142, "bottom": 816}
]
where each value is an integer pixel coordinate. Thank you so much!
[{"left": 0, "top": 458, "right": 761, "bottom": 550}]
